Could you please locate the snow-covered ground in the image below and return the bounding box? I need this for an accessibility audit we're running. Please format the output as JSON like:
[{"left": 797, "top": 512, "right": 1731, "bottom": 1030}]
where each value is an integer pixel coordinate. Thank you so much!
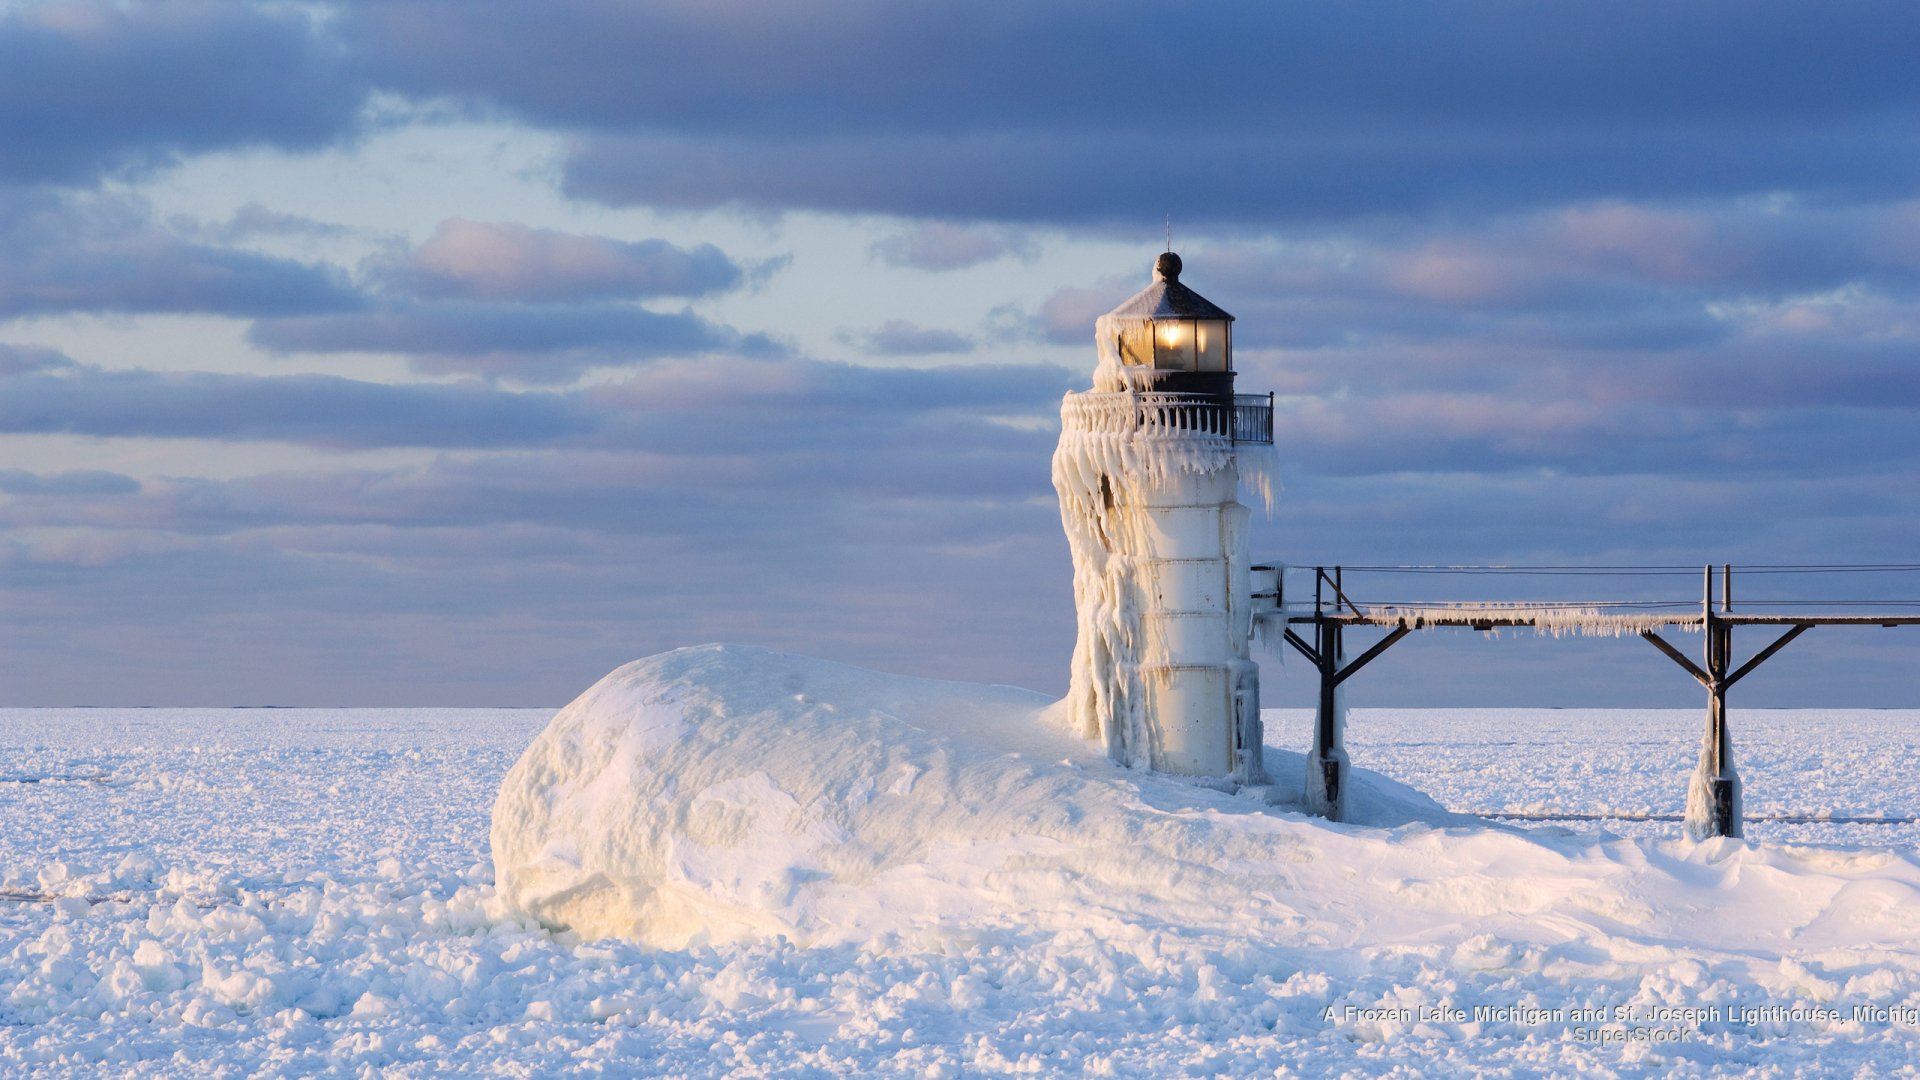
[
  {"left": 1329, "top": 707, "right": 1920, "bottom": 849},
  {"left": 4, "top": 647, "right": 1919, "bottom": 1076}
]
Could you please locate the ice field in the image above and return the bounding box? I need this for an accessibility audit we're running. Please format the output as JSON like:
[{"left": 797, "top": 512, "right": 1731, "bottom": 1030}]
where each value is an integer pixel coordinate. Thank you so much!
[{"left": 3, "top": 646, "right": 1919, "bottom": 1077}]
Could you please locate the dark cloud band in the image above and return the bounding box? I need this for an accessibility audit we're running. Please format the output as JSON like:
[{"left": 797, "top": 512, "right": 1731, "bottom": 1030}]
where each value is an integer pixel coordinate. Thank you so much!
[{"left": 0, "top": 3, "right": 368, "bottom": 184}]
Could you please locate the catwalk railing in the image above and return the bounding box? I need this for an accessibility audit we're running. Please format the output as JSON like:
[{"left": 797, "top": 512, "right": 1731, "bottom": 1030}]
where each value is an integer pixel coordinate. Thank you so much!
[
  {"left": 1060, "top": 391, "right": 1274, "bottom": 445},
  {"left": 1262, "top": 563, "right": 1920, "bottom": 838}
]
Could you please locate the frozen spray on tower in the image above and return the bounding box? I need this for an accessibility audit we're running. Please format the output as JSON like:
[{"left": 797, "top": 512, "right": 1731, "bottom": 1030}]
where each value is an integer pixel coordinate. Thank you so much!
[{"left": 1053, "top": 253, "right": 1276, "bottom": 783}]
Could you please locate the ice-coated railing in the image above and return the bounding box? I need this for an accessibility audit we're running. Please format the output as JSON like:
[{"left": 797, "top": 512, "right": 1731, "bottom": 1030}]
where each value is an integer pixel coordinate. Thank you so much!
[{"left": 1060, "top": 391, "right": 1273, "bottom": 445}]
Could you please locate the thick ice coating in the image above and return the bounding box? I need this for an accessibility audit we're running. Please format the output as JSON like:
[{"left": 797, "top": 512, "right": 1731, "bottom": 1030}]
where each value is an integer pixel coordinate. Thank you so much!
[
  {"left": 488, "top": 644, "right": 1441, "bottom": 945},
  {"left": 1052, "top": 394, "right": 1275, "bottom": 782}
]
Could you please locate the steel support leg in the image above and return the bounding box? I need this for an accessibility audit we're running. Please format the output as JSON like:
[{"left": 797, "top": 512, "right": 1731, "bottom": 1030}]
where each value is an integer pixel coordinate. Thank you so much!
[
  {"left": 1691, "top": 620, "right": 1742, "bottom": 840},
  {"left": 1306, "top": 619, "right": 1347, "bottom": 821}
]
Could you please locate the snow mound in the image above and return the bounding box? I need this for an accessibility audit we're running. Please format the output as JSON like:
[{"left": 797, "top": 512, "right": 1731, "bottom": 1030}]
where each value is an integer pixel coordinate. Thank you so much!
[{"left": 491, "top": 645, "right": 1447, "bottom": 946}]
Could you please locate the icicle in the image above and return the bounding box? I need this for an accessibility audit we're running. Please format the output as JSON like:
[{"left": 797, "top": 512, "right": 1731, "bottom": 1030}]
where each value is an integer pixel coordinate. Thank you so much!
[
  {"left": 1683, "top": 715, "right": 1743, "bottom": 842},
  {"left": 1354, "top": 605, "right": 1703, "bottom": 639},
  {"left": 1234, "top": 441, "right": 1279, "bottom": 517},
  {"left": 1053, "top": 389, "right": 1258, "bottom": 775}
]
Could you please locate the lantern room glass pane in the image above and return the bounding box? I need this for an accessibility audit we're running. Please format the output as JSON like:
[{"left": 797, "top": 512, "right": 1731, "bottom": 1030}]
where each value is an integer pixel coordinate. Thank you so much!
[
  {"left": 1115, "top": 322, "right": 1153, "bottom": 366},
  {"left": 1195, "top": 319, "right": 1228, "bottom": 372},
  {"left": 1154, "top": 318, "right": 1196, "bottom": 369}
]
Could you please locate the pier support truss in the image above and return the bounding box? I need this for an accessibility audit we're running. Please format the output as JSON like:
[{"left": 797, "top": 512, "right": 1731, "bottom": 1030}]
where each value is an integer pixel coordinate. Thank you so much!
[
  {"left": 1276, "top": 564, "right": 1920, "bottom": 837},
  {"left": 1280, "top": 567, "right": 1411, "bottom": 820}
]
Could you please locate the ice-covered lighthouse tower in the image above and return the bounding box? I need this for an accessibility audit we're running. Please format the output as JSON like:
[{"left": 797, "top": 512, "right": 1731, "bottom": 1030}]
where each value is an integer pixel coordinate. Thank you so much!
[{"left": 1053, "top": 252, "right": 1275, "bottom": 783}]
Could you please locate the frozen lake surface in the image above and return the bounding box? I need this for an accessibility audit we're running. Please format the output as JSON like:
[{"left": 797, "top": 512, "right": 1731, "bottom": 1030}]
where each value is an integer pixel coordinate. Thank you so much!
[
  {"left": 1310, "top": 707, "right": 1920, "bottom": 848},
  {"left": 4, "top": 684, "right": 1919, "bottom": 1076}
]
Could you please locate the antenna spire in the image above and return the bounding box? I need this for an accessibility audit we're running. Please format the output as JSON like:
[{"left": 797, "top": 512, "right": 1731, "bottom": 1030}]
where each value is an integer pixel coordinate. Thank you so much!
[{"left": 1165, "top": 217, "right": 1172, "bottom": 253}]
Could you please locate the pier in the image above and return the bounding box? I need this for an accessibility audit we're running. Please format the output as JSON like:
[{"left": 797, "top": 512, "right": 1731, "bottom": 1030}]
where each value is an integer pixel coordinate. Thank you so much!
[{"left": 1266, "top": 563, "right": 1920, "bottom": 837}]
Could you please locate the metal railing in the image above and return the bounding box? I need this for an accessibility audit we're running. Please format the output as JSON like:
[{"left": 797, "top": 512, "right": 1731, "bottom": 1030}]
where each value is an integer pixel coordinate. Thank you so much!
[
  {"left": 1060, "top": 391, "right": 1273, "bottom": 444},
  {"left": 1231, "top": 394, "right": 1274, "bottom": 445}
]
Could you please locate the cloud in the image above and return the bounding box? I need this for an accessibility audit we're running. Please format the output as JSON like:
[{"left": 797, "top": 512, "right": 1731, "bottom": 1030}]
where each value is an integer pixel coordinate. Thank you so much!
[
  {"left": 1360, "top": 200, "right": 1920, "bottom": 308},
  {"left": 0, "top": 2, "right": 368, "bottom": 185},
  {"left": 0, "top": 194, "right": 783, "bottom": 380},
  {"left": 1023, "top": 278, "right": 1139, "bottom": 345},
  {"left": 9, "top": 338, "right": 1919, "bottom": 705},
  {"left": 111, "top": 215, "right": 795, "bottom": 381},
  {"left": 978, "top": 194, "right": 1920, "bottom": 488},
  {"left": 0, "top": 458, "right": 1075, "bottom": 705},
  {"left": 26, "top": 334, "right": 1918, "bottom": 552},
  {"left": 0, "top": 350, "right": 1083, "bottom": 702},
  {"left": 181, "top": 203, "right": 356, "bottom": 244},
  {"left": 1068, "top": 199, "right": 1920, "bottom": 345},
  {"left": 0, "top": 370, "right": 1077, "bottom": 703},
  {"left": 0, "top": 469, "right": 139, "bottom": 496},
  {"left": 0, "top": 188, "right": 792, "bottom": 377},
  {"left": 351, "top": 1, "right": 1917, "bottom": 137},
  {"left": 870, "top": 222, "right": 1036, "bottom": 271},
  {"left": 1264, "top": 389, "right": 1920, "bottom": 481},
  {"left": 583, "top": 357, "right": 1071, "bottom": 417},
  {"left": 8, "top": 1, "right": 1920, "bottom": 706},
  {"left": 1246, "top": 469, "right": 1920, "bottom": 645},
  {"left": 376, "top": 219, "right": 757, "bottom": 302},
  {"left": 574, "top": 358, "right": 1073, "bottom": 477},
  {"left": 1048, "top": 197, "right": 1920, "bottom": 410},
  {"left": 345, "top": 1, "right": 1920, "bottom": 224},
  {"left": 0, "top": 342, "right": 76, "bottom": 374},
  {"left": 0, "top": 359, "right": 594, "bottom": 449},
  {"left": 836, "top": 319, "right": 975, "bottom": 356},
  {"left": 0, "top": 350, "right": 1074, "bottom": 454},
  {"left": 248, "top": 301, "right": 783, "bottom": 382},
  {"left": 0, "top": 191, "right": 360, "bottom": 318}
]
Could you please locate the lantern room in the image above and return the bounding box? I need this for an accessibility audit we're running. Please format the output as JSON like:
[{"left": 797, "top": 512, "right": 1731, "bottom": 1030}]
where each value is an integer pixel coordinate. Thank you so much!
[{"left": 1104, "top": 252, "right": 1237, "bottom": 397}]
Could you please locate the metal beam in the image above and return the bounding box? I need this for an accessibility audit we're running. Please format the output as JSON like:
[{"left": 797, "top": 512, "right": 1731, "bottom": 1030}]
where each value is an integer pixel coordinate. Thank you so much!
[
  {"left": 1332, "top": 625, "right": 1412, "bottom": 687},
  {"left": 1642, "top": 631, "right": 1711, "bottom": 688},
  {"left": 1320, "top": 566, "right": 1362, "bottom": 618},
  {"left": 1308, "top": 618, "right": 1346, "bottom": 821},
  {"left": 1724, "top": 623, "right": 1813, "bottom": 689},
  {"left": 1721, "top": 615, "right": 1920, "bottom": 626},
  {"left": 1282, "top": 628, "right": 1321, "bottom": 668},
  {"left": 1289, "top": 613, "right": 1920, "bottom": 628}
]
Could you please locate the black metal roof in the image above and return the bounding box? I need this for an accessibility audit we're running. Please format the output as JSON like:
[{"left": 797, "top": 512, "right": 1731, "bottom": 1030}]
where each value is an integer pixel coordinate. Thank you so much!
[{"left": 1102, "top": 253, "right": 1234, "bottom": 322}]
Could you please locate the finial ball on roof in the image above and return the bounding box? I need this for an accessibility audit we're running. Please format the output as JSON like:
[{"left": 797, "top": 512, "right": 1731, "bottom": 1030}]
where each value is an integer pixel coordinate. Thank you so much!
[{"left": 1154, "top": 251, "right": 1182, "bottom": 282}]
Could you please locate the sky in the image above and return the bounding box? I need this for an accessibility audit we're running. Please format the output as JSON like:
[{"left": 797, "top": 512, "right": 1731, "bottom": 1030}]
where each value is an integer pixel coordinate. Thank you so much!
[{"left": 2, "top": 0, "right": 1919, "bottom": 708}]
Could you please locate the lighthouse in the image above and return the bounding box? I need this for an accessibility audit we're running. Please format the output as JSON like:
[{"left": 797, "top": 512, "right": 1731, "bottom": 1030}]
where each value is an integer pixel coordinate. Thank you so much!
[{"left": 1052, "top": 252, "right": 1275, "bottom": 783}]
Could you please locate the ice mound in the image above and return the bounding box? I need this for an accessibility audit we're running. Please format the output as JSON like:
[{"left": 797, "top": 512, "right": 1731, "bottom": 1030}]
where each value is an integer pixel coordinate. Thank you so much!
[{"left": 491, "top": 644, "right": 1450, "bottom": 946}]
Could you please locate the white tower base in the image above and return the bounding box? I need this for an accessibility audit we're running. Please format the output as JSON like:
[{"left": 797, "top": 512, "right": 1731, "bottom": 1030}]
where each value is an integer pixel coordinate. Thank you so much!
[{"left": 1053, "top": 400, "right": 1268, "bottom": 784}]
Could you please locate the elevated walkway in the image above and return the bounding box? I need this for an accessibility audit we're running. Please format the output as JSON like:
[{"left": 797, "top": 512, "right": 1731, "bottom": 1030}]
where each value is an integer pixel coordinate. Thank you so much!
[{"left": 1262, "top": 564, "right": 1920, "bottom": 837}]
